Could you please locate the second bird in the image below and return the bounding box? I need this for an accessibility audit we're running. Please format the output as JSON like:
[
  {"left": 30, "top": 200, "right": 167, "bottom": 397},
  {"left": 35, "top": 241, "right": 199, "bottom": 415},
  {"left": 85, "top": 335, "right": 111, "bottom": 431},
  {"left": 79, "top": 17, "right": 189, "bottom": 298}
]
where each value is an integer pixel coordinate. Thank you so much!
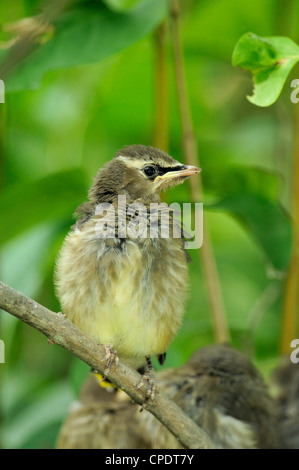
[{"left": 55, "top": 145, "right": 201, "bottom": 398}]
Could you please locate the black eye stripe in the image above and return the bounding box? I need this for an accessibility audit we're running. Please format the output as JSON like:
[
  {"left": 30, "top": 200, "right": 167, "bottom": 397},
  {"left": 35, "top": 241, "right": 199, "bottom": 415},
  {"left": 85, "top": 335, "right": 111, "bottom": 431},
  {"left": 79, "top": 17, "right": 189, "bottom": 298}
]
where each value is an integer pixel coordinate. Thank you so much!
[
  {"left": 159, "top": 165, "right": 185, "bottom": 175},
  {"left": 143, "top": 165, "right": 185, "bottom": 179}
]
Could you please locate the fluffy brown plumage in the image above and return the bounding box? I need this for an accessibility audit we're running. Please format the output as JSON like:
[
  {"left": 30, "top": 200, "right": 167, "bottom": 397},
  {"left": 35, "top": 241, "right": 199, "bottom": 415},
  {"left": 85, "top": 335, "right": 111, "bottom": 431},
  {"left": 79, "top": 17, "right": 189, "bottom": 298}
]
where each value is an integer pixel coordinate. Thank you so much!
[
  {"left": 271, "top": 358, "right": 299, "bottom": 449},
  {"left": 57, "top": 344, "right": 280, "bottom": 449},
  {"left": 55, "top": 145, "right": 200, "bottom": 379}
]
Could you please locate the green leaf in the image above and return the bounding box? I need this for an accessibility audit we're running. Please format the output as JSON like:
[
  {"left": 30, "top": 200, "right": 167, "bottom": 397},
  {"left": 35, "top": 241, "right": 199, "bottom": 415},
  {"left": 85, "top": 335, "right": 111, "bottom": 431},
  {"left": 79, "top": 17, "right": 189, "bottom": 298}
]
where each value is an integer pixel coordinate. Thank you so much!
[
  {"left": 3, "top": 0, "right": 168, "bottom": 91},
  {"left": 0, "top": 169, "right": 88, "bottom": 245},
  {"left": 209, "top": 194, "right": 292, "bottom": 272},
  {"left": 205, "top": 165, "right": 280, "bottom": 201},
  {"left": 232, "top": 32, "right": 299, "bottom": 106}
]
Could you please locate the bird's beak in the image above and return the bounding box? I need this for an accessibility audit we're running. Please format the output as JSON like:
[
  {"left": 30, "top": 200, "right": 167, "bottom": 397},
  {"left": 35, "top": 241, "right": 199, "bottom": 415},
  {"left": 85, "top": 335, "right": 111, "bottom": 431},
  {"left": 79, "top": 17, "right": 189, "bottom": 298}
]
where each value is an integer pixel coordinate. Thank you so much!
[{"left": 154, "top": 165, "right": 201, "bottom": 182}]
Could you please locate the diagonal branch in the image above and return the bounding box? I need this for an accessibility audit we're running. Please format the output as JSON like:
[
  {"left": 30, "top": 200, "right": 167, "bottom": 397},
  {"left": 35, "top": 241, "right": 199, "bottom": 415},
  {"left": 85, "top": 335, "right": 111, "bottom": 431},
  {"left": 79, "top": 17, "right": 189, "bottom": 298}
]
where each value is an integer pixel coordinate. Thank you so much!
[{"left": 0, "top": 281, "right": 212, "bottom": 449}]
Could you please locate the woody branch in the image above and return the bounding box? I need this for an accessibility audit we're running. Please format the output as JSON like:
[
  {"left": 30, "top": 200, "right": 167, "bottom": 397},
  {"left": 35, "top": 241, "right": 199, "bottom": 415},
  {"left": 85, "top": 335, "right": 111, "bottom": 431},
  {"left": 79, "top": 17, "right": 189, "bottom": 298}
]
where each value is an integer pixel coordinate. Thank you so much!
[{"left": 0, "top": 280, "right": 212, "bottom": 450}]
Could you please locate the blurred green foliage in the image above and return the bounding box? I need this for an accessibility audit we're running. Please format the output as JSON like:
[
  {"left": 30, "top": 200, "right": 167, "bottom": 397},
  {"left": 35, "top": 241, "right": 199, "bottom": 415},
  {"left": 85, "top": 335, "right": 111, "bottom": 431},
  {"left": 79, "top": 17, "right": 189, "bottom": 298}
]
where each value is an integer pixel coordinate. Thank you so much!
[{"left": 0, "top": 0, "right": 298, "bottom": 449}]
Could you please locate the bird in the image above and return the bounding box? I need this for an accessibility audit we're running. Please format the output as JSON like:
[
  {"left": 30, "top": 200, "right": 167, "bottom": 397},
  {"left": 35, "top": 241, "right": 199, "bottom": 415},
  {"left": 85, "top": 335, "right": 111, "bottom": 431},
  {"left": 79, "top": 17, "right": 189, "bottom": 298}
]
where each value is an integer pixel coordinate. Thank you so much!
[
  {"left": 54, "top": 144, "right": 201, "bottom": 400},
  {"left": 57, "top": 344, "right": 281, "bottom": 449},
  {"left": 56, "top": 373, "right": 151, "bottom": 449},
  {"left": 271, "top": 357, "right": 299, "bottom": 449},
  {"left": 142, "top": 344, "right": 281, "bottom": 449}
]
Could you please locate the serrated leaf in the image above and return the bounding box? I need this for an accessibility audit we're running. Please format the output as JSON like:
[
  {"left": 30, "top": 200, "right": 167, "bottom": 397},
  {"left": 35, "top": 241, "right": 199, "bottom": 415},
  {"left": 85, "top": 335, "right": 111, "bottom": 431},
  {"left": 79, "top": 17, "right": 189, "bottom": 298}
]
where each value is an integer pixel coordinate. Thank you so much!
[
  {"left": 232, "top": 33, "right": 277, "bottom": 72},
  {"left": 232, "top": 32, "right": 299, "bottom": 106},
  {"left": 209, "top": 194, "right": 292, "bottom": 272},
  {"left": 2, "top": 0, "right": 168, "bottom": 91}
]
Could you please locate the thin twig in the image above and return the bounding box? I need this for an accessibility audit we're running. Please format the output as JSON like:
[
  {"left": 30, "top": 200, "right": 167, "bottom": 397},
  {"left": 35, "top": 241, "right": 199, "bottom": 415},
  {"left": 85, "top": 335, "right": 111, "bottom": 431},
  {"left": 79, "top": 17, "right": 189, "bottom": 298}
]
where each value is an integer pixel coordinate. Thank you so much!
[
  {"left": 0, "top": 281, "right": 213, "bottom": 449},
  {"left": 169, "top": 0, "right": 230, "bottom": 343},
  {"left": 0, "top": 0, "right": 73, "bottom": 80},
  {"left": 154, "top": 21, "right": 169, "bottom": 153}
]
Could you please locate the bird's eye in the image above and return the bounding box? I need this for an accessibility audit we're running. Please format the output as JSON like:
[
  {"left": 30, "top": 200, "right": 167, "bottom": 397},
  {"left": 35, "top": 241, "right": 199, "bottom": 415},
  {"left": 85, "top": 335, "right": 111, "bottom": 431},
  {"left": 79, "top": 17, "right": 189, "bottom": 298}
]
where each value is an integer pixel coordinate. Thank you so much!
[{"left": 143, "top": 166, "right": 156, "bottom": 177}]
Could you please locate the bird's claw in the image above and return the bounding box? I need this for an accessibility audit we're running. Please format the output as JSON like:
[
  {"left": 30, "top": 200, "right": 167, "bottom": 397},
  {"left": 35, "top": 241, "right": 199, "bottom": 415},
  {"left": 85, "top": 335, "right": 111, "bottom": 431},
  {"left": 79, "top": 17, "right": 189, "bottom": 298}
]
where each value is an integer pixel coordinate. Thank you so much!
[
  {"left": 137, "top": 375, "right": 159, "bottom": 409},
  {"left": 103, "top": 344, "right": 119, "bottom": 378}
]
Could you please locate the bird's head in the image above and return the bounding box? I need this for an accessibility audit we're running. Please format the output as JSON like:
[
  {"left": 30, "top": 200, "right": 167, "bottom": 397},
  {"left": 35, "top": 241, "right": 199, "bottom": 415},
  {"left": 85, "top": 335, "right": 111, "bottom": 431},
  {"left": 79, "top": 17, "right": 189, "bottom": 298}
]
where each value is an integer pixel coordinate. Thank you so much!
[{"left": 89, "top": 145, "right": 201, "bottom": 203}]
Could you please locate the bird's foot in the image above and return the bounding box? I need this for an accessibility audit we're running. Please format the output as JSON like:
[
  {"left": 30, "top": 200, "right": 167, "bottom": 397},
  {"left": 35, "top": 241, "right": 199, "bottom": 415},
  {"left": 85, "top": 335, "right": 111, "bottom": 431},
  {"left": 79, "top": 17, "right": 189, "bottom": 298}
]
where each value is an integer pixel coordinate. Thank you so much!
[
  {"left": 137, "top": 375, "right": 159, "bottom": 407},
  {"left": 103, "top": 344, "right": 119, "bottom": 378},
  {"left": 136, "top": 356, "right": 159, "bottom": 409}
]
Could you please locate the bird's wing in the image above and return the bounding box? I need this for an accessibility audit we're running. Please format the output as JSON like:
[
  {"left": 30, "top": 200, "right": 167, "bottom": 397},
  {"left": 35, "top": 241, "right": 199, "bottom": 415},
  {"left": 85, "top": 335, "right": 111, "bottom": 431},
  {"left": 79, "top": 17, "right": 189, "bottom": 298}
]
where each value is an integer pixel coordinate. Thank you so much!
[{"left": 71, "top": 201, "right": 95, "bottom": 229}]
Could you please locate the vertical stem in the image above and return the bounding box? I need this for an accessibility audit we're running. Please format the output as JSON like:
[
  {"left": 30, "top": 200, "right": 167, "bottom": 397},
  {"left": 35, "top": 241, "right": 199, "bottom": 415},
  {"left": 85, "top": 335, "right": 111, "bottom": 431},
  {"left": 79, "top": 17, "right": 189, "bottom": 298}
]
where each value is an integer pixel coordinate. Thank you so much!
[
  {"left": 281, "top": 104, "right": 299, "bottom": 354},
  {"left": 0, "top": 103, "right": 5, "bottom": 189},
  {"left": 0, "top": 100, "right": 6, "bottom": 450},
  {"left": 280, "top": 2, "right": 299, "bottom": 355},
  {"left": 169, "top": 0, "right": 230, "bottom": 343},
  {"left": 154, "top": 22, "right": 169, "bottom": 153}
]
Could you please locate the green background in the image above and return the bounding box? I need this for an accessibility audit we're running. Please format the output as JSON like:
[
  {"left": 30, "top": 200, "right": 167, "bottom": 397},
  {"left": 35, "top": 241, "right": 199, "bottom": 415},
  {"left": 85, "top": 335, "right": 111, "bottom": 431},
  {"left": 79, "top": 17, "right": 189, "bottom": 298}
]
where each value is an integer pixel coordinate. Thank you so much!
[{"left": 0, "top": 0, "right": 298, "bottom": 448}]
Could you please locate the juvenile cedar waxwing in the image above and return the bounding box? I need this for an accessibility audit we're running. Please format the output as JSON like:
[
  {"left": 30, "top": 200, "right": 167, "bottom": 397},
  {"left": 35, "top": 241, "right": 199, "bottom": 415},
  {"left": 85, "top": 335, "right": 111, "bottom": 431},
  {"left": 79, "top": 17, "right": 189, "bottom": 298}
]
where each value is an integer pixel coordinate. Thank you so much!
[
  {"left": 57, "top": 344, "right": 280, "bottom": 449},
  {"left": 55, "top": 145, "right": 201, "bottom": 399},
  {"left": 57, "top": 376, "right": 151, "bottom": 449}
]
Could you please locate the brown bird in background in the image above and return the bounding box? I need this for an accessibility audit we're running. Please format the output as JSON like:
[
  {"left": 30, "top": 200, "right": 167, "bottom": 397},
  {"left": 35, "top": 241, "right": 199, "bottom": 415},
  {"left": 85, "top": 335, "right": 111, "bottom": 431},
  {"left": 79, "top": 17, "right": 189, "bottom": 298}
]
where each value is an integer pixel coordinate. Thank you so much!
[
  {"left": 271, "top": 358, "right": 299, "bottom": 449},
  {"left": 57, "top": 344, "right": 280, "bottom": 449},
  {"left": 55, "top": 145, "right": 200, "bottom": 399}
]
